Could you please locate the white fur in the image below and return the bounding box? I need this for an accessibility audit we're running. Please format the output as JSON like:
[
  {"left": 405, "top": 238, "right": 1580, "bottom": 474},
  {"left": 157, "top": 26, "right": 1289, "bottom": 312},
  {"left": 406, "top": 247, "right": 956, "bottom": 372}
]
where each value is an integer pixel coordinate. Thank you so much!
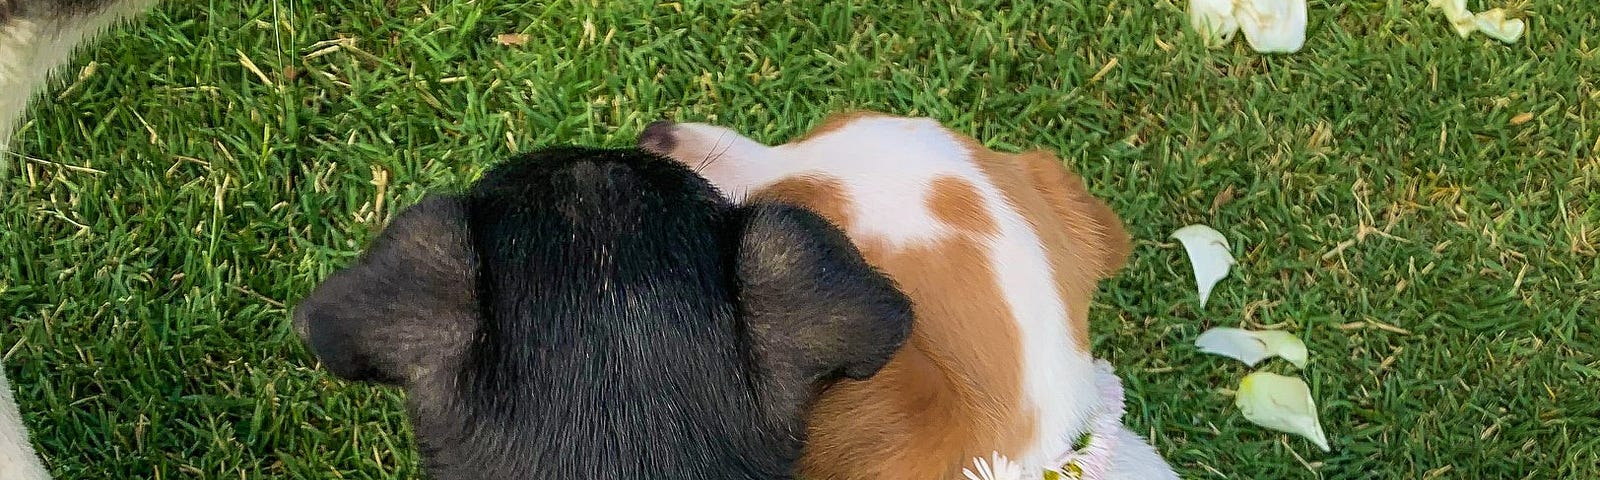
[
  {"left": 1102, "top": 426, "right": 1180, "bottom": 480},
  {"left": 0, "top": 0, "right": 155, "bottom": 149},
  {"left": 667, "top": 117, "right": 1103, "bottom": 472},
  {"left": 0, "top": 369, "right": 49, "bottom": 480}
]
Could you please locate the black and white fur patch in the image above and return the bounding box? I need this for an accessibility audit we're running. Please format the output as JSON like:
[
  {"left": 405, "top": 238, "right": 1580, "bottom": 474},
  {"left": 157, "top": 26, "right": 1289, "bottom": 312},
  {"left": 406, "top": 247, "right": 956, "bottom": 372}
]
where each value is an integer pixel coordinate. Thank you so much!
[{"left": 294, "top": 147, "right": 915, "bottom": 479}]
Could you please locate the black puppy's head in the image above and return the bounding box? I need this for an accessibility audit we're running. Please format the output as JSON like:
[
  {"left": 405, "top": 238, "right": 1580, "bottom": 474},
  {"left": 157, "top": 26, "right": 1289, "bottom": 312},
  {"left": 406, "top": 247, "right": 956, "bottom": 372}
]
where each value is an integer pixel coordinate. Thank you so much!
[{"left": 293, "top": 147, "right": 912, "bottom": 479}]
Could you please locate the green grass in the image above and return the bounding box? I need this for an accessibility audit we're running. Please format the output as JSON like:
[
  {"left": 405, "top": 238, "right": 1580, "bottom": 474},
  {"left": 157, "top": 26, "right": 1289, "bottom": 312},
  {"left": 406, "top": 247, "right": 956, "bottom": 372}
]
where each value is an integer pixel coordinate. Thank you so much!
[{"left": 2, "top": 0, "right": 1596, "bottom": 478}]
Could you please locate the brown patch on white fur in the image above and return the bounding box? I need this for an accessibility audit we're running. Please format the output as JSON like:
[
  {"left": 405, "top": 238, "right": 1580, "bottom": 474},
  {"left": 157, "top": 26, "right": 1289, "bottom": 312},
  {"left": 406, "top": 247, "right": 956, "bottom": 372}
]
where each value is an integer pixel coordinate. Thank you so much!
[
  {"left": 744, "top": 128, "right": 1034, "bottom": 480},
  {"left": 749, "top": 176, "right": 854, "bottom": 226},
  {"left": 789, "top": 110, "right": 891, "bottom": 143},
  {"left": 959, "top": 143, "right": 1131, "bottom": 350},
  {"left": 927, "top": 175, "right": 998, "bottom": 235}
]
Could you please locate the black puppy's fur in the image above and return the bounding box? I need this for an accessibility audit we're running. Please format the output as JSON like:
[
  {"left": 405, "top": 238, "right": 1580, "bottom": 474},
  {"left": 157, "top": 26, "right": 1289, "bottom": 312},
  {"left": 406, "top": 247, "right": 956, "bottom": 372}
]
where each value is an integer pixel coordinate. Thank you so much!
[{"left": 294, "top": 147, "right": 914, "bottom": 479}]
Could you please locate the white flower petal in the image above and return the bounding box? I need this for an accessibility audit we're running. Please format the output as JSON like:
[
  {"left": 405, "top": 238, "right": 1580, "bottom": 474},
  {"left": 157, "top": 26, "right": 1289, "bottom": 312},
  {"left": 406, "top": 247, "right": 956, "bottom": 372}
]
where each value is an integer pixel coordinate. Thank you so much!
[
  {"left": 1195, "top": 327, "right": 1308, "bottom": 368},
  {"left": 1169, "top": 224, "right": 1236, "bottom": 308},
  {"left": 1473, "top": 9, "right": 1525, "bottom": 43},
  {"left": 962, "top": 456, "right": 986, "bottom": 480},
  {"left": 961, "top": 452, "right": 1025, "bottom": 480},
  {"left": 1251, "top": 330, "right": 1309, "bottom": 369},
  {"left": 1196, "top": 327, "right": 1274, "bottom": 365},
  {"left": 1236, "top": 372, "right": 1330, "bottom": 451},
  {"left": 1189, "top": 0, "right": 1240, "bottom": 47},
  {"left": 1235, "top": 0, "right": 1308, "bottom": 53},
  {"left": 1428, "top": 0, "right": 1478, "bottom": 37},
  {"left": 991, "top": 453, "right": 1025, "bottom": 480},
  {"left": 1426, "top": 0, "right": 1465, "bottom": 13}
]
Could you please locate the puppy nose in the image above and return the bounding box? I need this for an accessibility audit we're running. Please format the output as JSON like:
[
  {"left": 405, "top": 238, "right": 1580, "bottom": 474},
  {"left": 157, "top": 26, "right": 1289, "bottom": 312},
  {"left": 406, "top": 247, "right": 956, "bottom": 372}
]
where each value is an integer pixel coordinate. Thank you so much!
[{"left": 638, "top": 120, "right": 677, "bottom": 155}]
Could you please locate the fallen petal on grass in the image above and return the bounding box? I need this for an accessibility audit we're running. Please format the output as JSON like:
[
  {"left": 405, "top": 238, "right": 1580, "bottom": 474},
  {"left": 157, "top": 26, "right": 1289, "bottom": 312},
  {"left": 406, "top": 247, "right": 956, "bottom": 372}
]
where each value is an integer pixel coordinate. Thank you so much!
[
  {"left": 1189, "top": 0, "right": 1241, "bottom": 47},
  {"left": 1429, "top": 0, "right": 1478, "bottom": 37},
  {"left": 1473, "top": 9, "right": 1525, "bottom": 43},
  {"left": 1170, "top": 224, "right": 1235, "bottom": 308},
  {"left": 1236, "top": 372, "right": 1330, "bottom": 452},
  {"left": 1235, "top": 0, "right": 1308, "bottom": 53},
  {"left": 1196, "top": 327, "right": 1309, "bottom": 368}
]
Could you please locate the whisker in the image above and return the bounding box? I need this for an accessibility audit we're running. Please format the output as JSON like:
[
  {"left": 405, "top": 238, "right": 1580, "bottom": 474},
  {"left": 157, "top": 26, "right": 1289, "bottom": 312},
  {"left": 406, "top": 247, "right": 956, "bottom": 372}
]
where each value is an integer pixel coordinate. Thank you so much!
[{"left": 695, "top": 132, "right": 738, "bottom": 174}]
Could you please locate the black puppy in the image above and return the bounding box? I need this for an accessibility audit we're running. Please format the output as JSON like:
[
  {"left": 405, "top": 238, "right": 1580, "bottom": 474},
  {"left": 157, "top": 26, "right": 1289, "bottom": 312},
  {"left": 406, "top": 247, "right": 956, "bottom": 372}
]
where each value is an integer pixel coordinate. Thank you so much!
[{"left": 293, "top": 147, "right": 914, "bottom": 479}]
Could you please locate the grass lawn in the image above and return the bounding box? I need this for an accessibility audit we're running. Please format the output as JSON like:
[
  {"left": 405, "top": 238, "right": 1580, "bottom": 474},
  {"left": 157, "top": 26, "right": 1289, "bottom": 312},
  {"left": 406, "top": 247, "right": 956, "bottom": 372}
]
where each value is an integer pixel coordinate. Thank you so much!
[{"left": 2, "top": 0, "right": 1596, "bottom": 478}]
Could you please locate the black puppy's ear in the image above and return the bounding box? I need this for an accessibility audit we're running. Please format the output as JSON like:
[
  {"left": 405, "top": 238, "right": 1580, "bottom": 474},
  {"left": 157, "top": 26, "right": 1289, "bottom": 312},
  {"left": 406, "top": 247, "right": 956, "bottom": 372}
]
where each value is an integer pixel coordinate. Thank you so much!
[
  {"left": 735, "top": 203, "right": 913, "bottom": 387},
  {"left": 293, "top": 195, "right": 478, "bottom": 386}
]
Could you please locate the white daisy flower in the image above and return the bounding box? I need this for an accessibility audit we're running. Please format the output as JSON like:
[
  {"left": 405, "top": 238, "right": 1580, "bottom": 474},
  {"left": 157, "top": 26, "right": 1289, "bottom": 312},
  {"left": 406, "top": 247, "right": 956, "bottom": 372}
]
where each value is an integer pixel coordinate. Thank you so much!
[{"left": 962, "top": 451, "right": 1027, "bottom": 480}]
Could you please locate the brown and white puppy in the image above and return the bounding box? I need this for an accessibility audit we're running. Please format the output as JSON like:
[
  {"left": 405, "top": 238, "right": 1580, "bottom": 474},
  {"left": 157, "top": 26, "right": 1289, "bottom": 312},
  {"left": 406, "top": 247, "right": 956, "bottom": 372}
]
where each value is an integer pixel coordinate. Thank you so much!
[{"left": 641, "top": 112, "right": 1177, "bottom": 479}]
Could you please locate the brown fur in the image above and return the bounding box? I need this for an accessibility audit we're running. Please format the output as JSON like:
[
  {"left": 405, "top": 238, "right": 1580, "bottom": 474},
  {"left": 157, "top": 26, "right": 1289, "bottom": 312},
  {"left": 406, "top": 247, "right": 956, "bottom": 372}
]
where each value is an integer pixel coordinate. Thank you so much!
[
  {"left": 750, "top": 176, "right": 855, "bottom": 227},
  {"left": 789, "top": 110, "right": 884, "bottom": 143},
  {"left": 763, "top": 174, "right": 1032, "bottom": 479},
  {"left": 928, "top": 176, "right": 1000, "bottom": 235},
  {"left": 736, "top": 111, "right": 1130, "bottom": 479},
  {"left": 965, "top": 145, "right": 1131, "bottom": 350}
]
